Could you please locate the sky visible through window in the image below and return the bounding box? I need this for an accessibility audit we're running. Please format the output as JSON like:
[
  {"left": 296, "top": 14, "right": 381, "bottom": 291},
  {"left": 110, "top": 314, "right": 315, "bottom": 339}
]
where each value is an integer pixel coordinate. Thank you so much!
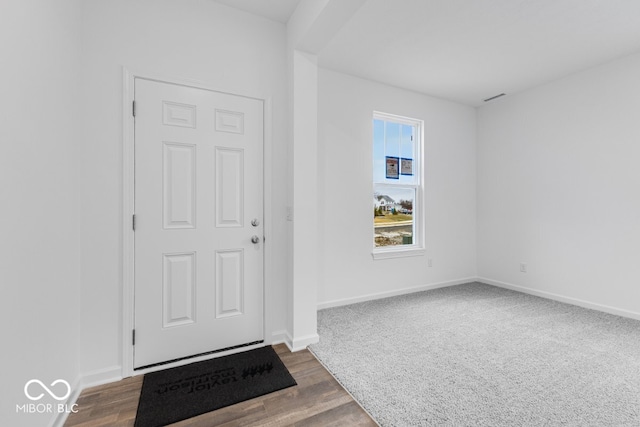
[{"left": 373, "top": 119, "right": 416, "bottom": 200}]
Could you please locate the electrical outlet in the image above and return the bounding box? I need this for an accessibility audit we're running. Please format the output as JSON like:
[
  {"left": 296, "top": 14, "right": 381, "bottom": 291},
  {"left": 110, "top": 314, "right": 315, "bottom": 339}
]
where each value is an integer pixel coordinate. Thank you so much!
[
  {"left": 520, "top": 263, "right": 527, "bottom": 273},
  {"left": 428, "top": 258, "right": 433, "bottom": 267}
]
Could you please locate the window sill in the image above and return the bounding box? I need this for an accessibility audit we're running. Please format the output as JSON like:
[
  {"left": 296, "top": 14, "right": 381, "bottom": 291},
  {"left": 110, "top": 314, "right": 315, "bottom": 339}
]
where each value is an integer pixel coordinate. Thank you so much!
[{"left": 372, "top": 247, "right": 426, "bottom": 260}]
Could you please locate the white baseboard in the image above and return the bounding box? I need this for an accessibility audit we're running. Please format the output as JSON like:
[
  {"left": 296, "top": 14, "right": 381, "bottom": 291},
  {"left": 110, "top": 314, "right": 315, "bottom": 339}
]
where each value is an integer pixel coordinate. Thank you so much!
[
  {"left": 80, "top": 366, "right": 123, "bottom": 390},
  {"left": 50, "top": 375, "right": 82, "bottom": 427},
  {"left": 317, "top": 277, "right": 477, "bottom": 310},
  {"left": 478, "top": 277, "right": 640, "bottom": 321},
  {"left": 284, "top": 332, "right": 320, "bottom": 352},
  {"left": 318, "top": 276, "right": 640, "bottom": 321},
  {"left": 50, "top": 366, "right": 122, "bottom": 427},
  {"left": 270, "top": 329, "right": 288, "bottom": 346}
]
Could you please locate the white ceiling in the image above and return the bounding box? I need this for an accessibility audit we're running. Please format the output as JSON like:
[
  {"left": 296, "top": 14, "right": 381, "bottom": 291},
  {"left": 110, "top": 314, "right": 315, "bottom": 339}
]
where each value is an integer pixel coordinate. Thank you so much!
[
  {"left": 214, "top": 0, "right": 301, "bottom": 23},
  {"left": 217, "top": 0, "right": 640, "bottom": 106}
]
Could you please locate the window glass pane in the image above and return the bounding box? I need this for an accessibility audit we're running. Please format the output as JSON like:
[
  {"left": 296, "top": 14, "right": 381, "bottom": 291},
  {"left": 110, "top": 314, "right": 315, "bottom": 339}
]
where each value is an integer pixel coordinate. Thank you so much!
[
  {"left": 373, "top": 119, "right": 385, "bottom": 182},
  {"left": 399, "top": 124, "right": 415, "bottom": 184},
  {"left": 385, "top": 121, "right": 400, "bottom": 157},
  {"left": 384, "top": 122, "right": 400, "bottom": 182},
  {"left": 373, "top": 185, "right": 415, "bottom": 247}
]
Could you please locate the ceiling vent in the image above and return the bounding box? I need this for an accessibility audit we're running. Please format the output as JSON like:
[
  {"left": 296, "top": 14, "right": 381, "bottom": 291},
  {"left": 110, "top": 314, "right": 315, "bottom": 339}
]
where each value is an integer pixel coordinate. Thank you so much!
[{"left": 483, "top": 93, "right": 506, "bottom": 102}]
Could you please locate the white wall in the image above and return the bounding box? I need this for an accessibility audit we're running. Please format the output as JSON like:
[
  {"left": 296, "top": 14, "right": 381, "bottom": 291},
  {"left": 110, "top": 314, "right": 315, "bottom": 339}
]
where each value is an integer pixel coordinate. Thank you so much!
[
  {"left": 0, "top": 1, "right": 82, "bottom": 426},
  {"left": 317, "top": 69, "right": 477, "bottom": 306},
  {"left": 477, "top": 52, "right": 640, "bottom": 315},
  {"left": 79, "top": 0, "right": 289, "bottom": 376},
  {"left": 289, "top": 50, "right": 320, "bottom": 348}
]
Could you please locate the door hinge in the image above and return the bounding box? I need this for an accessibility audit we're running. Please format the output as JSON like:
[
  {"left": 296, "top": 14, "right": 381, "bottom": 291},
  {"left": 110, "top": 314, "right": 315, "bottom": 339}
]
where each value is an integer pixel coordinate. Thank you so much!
[
  {"left": 132, "top": 100, "right": 136, "bottom": 117},
  {"left": 132, "top": 214, "right": 136, "bottom": 231},
  {"left": 132, "top": 329, "right": 136, "bottom": 346}
]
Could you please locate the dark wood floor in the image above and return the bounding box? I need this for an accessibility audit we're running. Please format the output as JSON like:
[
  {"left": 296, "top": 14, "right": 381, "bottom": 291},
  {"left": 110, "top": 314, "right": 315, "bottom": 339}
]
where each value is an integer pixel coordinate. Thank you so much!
[{"left": 64, "top": 344, "right": 377, "bottom": 426}]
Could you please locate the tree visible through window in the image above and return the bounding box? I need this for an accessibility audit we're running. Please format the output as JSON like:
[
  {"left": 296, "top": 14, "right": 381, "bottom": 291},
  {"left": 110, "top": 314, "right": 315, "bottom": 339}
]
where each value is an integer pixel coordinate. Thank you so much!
[{"left": 373, "top": 112, "right": 423, "bottom": 254}]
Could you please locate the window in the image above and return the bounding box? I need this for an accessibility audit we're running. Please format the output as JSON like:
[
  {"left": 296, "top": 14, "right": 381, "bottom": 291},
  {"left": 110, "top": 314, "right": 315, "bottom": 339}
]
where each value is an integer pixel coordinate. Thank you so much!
[{"left": 372, "top": 112, "right": 424, "bottom": 259}]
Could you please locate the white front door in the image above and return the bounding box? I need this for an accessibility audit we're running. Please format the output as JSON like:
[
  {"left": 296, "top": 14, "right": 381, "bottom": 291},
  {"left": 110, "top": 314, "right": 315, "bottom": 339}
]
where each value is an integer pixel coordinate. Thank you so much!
[{"left": 134, "top": 78, "right": 264, "bottom": 369}]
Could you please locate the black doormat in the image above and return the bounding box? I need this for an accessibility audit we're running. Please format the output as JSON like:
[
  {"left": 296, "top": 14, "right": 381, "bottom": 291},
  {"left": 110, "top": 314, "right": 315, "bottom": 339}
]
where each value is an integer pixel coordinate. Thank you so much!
[{"left": 134, "top": 346, "right": 297, "bottom": 427}]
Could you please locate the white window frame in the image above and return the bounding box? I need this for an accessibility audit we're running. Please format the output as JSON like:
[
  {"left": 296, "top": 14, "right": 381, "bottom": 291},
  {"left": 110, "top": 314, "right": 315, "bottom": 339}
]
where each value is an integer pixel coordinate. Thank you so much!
[{"left": 372, "top": 111, "right": 425, "bottom": 260}]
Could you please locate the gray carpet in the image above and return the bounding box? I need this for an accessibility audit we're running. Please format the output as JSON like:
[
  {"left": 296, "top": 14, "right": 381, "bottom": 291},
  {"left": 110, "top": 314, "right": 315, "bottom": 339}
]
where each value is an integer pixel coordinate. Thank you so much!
[{"left": 310, "top": 282, "right": 640, "bottom": 426}]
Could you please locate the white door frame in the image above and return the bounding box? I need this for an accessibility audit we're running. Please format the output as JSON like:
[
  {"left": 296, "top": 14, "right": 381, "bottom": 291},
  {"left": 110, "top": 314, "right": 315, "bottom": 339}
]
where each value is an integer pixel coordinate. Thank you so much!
[{"left": 121, "top": 68, "right": 273, "bottom": 377}]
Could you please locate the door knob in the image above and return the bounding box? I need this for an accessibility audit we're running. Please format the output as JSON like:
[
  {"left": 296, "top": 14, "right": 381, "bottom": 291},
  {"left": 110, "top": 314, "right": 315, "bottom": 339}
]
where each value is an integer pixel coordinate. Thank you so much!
[
  {"left": 251, "top": 235, "right": 260, "bottom": 244},
  {"left": 251, "top": 218, "right": 260, "bottom": 227}
]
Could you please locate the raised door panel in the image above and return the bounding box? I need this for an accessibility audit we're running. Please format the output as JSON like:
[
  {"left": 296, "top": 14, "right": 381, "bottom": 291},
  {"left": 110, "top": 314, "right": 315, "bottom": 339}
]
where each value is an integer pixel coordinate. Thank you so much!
[
  {"left": 162, "top": 252, "right": 196, "bottom": 328},
  {"left": 215, "top": 147, "right": 244, "bottom": 228},
  {"left": 163, "top": 142, "right": 196, "bottom": 229},
  {"left": 215, "top": 250, "right": 244, "bottom": 319},
  {"left": 163, "top": 101, "right": 197, "bottom": 128},
  {"left": 215, "top": 109, "right": 244, "bottom": 134}
]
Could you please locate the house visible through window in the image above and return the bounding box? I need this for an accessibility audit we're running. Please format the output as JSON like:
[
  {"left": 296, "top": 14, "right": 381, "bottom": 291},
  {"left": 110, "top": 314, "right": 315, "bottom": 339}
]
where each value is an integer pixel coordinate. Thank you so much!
[{"left": 373, "top": 112, "right": 424, "bottom": 258}]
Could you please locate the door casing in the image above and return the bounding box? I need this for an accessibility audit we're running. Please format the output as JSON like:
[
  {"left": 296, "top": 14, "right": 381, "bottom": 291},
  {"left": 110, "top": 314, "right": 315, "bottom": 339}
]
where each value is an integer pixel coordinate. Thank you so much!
[{"left": 121, "top": 68, "right": 274, "bottom": 376}]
